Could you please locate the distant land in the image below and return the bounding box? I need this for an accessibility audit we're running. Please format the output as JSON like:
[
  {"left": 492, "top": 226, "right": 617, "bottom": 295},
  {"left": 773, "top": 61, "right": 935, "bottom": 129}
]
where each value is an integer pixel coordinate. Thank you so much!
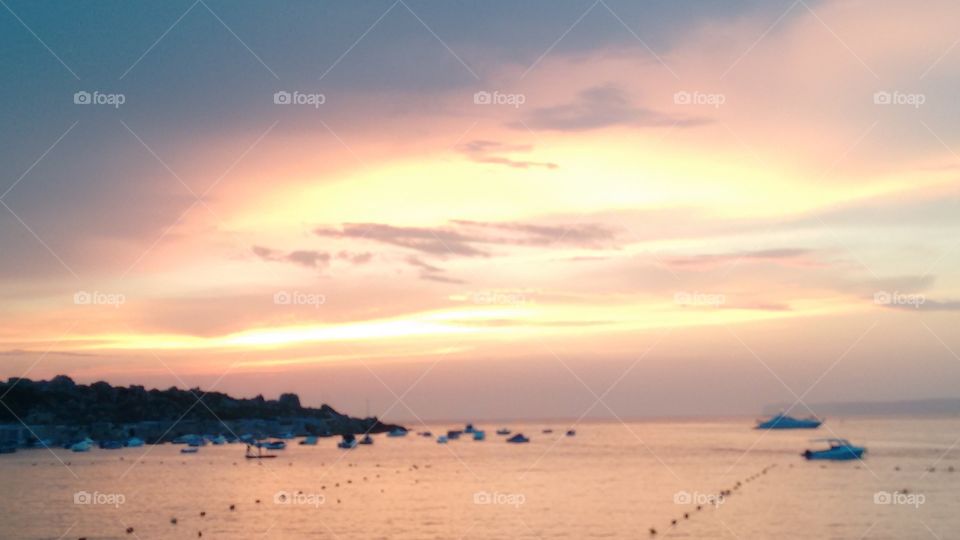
[
  {"left": 0, "top": 375, "right": 405, "bottom": 446},
  {"left": 763, "top": 399, "right": 960, "bottom": 417}
]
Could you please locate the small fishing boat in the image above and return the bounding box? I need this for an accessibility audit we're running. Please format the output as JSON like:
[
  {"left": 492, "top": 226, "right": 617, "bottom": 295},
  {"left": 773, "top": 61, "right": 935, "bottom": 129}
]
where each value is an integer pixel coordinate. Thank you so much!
[
  {"left": 338, "top": 434, "right": 358, "bottom": 449},
  {"left": 803, "top": 439, "right": 865, "bottom": 461},
  {"left": 387, "top": 428, "right": 408, "bottom": 437},
  {"left": 436, "top": 435, "right": 449, "bottom": 444},
  {"left": 245, "top": 444, "right": 276, "bottom": 459},
  {"left": 473, "top": 430, "right": 486, "bottom": 441},
  {"left": 359, "top": 434, "right": 374, "bottom": 445},
  {"left": 565, "top": 429, "right": 576, "bottom": 437},
  {"left": 275, "top": 432, "right": 296, "bottom": 440},
  {"left": 756, "top": 413, "right": 822, "bottom": 430},
  {"left": 210, "top": 435, "right": 227, "bottom": 445},
  {"left": 262, "top": 440, "right": 286, "bottom": 450},
  {"left": 496, "top": 428, "right": 511, "bottom": 436},
  {"left": 420, "top": 431, "right": 433, "bottom": 437},
  {"left": 126, "top": 437, "right": 145, "bottom": 447},
  {"left": 299, "top": 436, "right": 318, "bottom": 445},
  {"left": 507, "top": 433, "right": 530, "bottom": 444},
  {"left": 542, "top": 429, "right": 553, "bottom": 434},
  {"left": 99, "top": 440, "right": 123, "bottom": 450},
  {"left": 447, "top": 430, "right": 462, "bottom": 440},
  {"left": 464, "top": 423, "right": 476, "bottom": 434},
  {"left": 180, "top": 447, "right": 199, "bottom": 454}
]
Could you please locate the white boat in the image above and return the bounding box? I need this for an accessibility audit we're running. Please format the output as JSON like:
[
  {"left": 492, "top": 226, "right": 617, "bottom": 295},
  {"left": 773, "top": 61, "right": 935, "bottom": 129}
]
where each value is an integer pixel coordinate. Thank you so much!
[
  {"left": 70, "top": 440, "right": 93, "bottom": 452},
  {"left": 436, "top": 435, "right": 449, "bottom": 444}
]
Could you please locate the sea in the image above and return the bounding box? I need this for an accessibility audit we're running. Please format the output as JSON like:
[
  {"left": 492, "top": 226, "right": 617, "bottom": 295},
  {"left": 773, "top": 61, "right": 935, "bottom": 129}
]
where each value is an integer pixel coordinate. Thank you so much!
[{"left": 0, "top": 417, "right": 957, "bottom": 539}]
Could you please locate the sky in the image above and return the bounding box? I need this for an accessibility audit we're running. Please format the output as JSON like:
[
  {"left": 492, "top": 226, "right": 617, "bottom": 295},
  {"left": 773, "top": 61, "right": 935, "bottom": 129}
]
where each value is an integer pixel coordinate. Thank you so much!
[{"left": 1, "top": 0, "right": 959, "bottom": 422}]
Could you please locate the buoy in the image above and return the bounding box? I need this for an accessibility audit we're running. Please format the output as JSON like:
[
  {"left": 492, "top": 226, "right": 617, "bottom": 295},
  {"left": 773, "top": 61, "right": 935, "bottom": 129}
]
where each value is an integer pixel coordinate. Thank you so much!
[
  {"left": 671, "top": 519, "right": 677, "bottom": 526},
  {"left": 649, "top": 527, "right": 657, "bottom": 535},
  {"left": 171, "top": 518, "right": 178, "bottom": 524},
  {"left": 229, "top": 504, "right": 235, "bottom": 511},
  {"left": 126, "top": 527, "right": 134, "bottom": 534},
  {"left": 200, "top": 511, "right": 205, "bottom": 517}
]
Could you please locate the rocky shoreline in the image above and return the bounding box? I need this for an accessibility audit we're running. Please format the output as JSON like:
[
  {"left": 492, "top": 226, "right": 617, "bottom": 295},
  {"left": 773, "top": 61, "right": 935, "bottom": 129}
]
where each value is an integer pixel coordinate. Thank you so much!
[{"left": 0, "top": 375, "right": 405, "bottom": 447}]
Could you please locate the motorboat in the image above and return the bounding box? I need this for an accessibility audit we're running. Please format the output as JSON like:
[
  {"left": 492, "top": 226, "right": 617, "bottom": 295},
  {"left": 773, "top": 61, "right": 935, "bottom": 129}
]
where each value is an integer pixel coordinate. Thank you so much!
[
  {"left": 496, "top": 428, "right": 511, "bottom": 436},
  {"left": 387, "top": 428, "right": 408, "bottom": 437},
  {"left": 70, "top": 439, "right": 93, "bottom": 452},
  {"left": 210, "top": 435, "right": 227, "bottom": 445},
  {"left": 436, "top": 435, "right": 449, "bottom": 444},
  {"left": 99, "top": 440, "right": 123, "bottom": 449},
  {"left": 338, "top": 434, "right": 358, "bottom": 449},
  {"left": 299, "top": 436, "right": 318, "bottom": 445},
  {"left": 473, "top": 430, "right": 486, "bottom": 441},
  {"left": 262, "top": 440, "right": 286, "bottom": 450},
  {"left": 566, "top": 429, "right": 576, "bottom": 437},
  {"left": 803, "top": 439, "right": 865, "bottom": 461},
  {"left": 542, "top": 429, "right": 553, "bottom": 434},
  {"left": 180, "top": 447, "right": 199, "bottom": 454},
  {"left": 447, "top": 430, "right": 462, "bottom": 440},
  {"left": 359, "top": 434, "right": 374, "bottom": 445},
  {"left": 756, "top": 413, "right": 822, "bottom": 430},
  {"left": 464, "top": 423, "right": 476, "bottom": 433},
  {"left": 126, "top": 437, "right": 145, "bottom": 447},
  {"left": 507, "top": 433, "right": 530, "bottom": 444}
]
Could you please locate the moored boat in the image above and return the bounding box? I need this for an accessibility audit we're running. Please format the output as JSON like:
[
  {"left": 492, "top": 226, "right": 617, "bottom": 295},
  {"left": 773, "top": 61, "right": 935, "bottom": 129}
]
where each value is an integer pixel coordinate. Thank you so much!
[
  {"left": 180, "top": 447, "right": 199, "bottom": 454},
  {"left": 387, "top": 428, "right": 408, "bottom": 437},
  {"left": 126, "top": 437, "right": 145, "bottom": 447},
  {"left": 359, "top": 434, "right": 374, "bottom": 445},
  {"left": 300, "top": 435, "right": 318, "bottom": 445},
  {"left": 436, "top": 435, "right": 449, "bottom": 444},
  {"left": 803, "top": 439, "right": 865, "bottom": 461},
  {"left": 507, "top": 433, "right": 530, "bottom": 444},
  {"left": 338, "top": 434, "right": 358, "bottom": 449},
  {"left": 473, "top": 430, "right": 485, "bottom": 441},
  {"left": 496, "top": 428, "right": 511, "bottom": 436},
  {"left": 756, "top": 413, "right": 822, "bottom": 430}
]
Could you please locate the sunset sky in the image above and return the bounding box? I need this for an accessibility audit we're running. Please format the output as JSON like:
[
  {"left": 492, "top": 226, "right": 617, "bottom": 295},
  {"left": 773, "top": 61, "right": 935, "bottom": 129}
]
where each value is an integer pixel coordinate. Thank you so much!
[{"left": 2, "top": 0, "right": 959, "bottom": 421}]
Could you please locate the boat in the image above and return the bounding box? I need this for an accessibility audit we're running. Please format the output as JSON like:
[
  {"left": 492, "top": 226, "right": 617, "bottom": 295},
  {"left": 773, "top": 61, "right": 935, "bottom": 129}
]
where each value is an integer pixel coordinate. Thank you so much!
[
  {"left": 210, "top": 435, "right": 227, "bottom": 445},
  {"left": 299, "top": 436, "right": 318, "bottom": 445},
  {"left": 566, "top": 429, "right": 576, "bottom": 437},
  {"left": 542, "top": 428, "right": 553, "bottom": 434},
  {"left": 275, "top": 432, "right": 296, "bottom": 440},
  {"left": 387, "top": 428, "right": 408, "bottom": 437},
  {"left": 420, "top": 431, "right": 433, "bottom": 437},
  {"left": 180, "top": 447, "right": 199, "bottom": 454},
  {"left": 756, "top": 413, "right": 822, "bottom": 430},
  {"left": 496, "top": 428, "right": 511, "bottom": 436},
  {"left": 262, "top": 440, "right": 286, "bottom": 450},
  {"left": 447, "top": 430, "right": 462, "bottom": 440},
  {"left": 0, "top": 446, "right": 16, "bottom": 454},
  {"left": 436, "top": 435, "right": 449, "bottom": 444},
  {"left": 803, "top": 439, "right": 865, "bottom": 461},
  {"left": 99, "top": 440, "right": 123, "bottom": 449},
  {"left": 70, "top": 439, "right": 93, "bottom": 452},
  {"left": 464, "top": 423, "right": 476, "bottom": 433},
  {"left": 245, "top": 444, "right": 276, "bottom": 459},
  {"left": 507, "top": 433, "right": 530, "bottom": 444},
  {"left": 359, "top": 434, "right": 374, "bottom": 445},
  {"left": 126, "top": 437, "right": 145, "bottom": 447},
  {"left": 473, "top": 430, "right": 486, "bottom": 441},
  {"left": 338, "top": 434, "right": 358, "bottom": 449}
]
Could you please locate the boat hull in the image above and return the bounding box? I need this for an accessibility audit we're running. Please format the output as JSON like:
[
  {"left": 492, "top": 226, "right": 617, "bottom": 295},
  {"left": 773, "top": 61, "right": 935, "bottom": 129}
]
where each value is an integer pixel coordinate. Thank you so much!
[{"left": 803, "top": 446, "right": 865, "bottom": 460}]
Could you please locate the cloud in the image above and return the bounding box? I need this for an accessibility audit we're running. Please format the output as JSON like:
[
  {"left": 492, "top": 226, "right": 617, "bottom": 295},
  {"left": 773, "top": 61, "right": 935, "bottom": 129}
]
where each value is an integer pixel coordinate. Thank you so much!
[
  {"left": 252, "top": 246, "right": 330, "bottom": 268},
  {"left": 457, "top": 140, "right": 558, "bottom": 169},
  {"left": 314, "top": 219, "right": 620, "bottom": 258},
  {"left": 512, "top": 84, "right": 710, "bottom": 132},
  {"left": 406, "top": 256, "right": 466, "bottom": 284},
  {"left": 661, "top": 248, "right": 815, "bottom": 270}
]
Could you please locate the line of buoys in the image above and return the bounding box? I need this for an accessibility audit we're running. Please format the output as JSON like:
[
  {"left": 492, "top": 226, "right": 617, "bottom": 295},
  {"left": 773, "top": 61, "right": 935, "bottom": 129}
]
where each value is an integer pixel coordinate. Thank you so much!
[{"left": 651, "top": 464, "right": 777, "bottom": 535}]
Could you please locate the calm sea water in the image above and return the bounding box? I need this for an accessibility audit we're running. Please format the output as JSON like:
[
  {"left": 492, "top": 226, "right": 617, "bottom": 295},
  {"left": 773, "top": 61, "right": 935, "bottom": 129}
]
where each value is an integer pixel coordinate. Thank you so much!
[{"left": 1, "top": 417, "right": 957, "bottom": 539}]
